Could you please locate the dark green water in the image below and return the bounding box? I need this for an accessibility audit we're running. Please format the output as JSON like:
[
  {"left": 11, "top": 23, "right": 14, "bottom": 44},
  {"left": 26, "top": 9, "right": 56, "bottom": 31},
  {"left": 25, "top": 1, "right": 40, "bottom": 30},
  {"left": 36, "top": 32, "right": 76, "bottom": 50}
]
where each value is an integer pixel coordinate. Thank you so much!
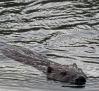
[{"left": 0, "top": 0, "right": 99, "bottom": 91}]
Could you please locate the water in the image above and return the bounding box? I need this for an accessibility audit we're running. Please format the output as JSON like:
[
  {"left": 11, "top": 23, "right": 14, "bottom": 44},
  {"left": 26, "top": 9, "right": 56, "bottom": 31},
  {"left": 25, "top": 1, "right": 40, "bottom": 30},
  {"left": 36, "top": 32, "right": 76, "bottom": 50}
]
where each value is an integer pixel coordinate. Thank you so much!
[{"left": 0, "top": 0, "right": 99, "bottom": 90}]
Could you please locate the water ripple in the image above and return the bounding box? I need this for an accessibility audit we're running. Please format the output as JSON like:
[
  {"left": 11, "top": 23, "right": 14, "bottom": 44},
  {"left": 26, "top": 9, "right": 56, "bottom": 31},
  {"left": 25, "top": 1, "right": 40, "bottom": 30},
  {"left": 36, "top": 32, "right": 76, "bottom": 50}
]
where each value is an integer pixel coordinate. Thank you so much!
[{"left": 0, "top": 0, "right": 99, "bottom": 90}]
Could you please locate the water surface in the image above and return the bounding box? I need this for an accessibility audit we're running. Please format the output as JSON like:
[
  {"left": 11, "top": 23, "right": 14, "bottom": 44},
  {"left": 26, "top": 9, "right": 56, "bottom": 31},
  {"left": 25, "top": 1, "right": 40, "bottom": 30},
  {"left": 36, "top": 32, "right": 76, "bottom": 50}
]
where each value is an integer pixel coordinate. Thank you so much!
[{"left": 0, "top": 0, "right": 99, "bottom": 91}]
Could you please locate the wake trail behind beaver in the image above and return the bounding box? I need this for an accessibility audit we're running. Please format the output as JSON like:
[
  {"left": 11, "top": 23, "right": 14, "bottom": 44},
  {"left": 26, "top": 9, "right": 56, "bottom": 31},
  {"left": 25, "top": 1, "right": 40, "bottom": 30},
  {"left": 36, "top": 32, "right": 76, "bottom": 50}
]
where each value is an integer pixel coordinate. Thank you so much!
[{"left": 1, "top": 43, "right": 58, "bottom": 72}]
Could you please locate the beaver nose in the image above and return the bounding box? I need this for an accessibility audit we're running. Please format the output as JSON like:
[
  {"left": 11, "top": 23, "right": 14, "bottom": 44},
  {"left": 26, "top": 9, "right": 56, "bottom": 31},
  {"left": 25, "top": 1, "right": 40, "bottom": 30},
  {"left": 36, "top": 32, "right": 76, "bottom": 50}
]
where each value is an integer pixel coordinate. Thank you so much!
[{"left": 75, "top": 76, "right": 86, "bottom": 85}]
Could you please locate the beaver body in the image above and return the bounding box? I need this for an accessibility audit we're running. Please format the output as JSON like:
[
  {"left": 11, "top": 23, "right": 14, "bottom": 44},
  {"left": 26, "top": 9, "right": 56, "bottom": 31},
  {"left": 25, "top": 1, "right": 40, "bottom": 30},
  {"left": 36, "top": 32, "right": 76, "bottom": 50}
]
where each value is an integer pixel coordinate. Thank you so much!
[{"left": 1, "top": 43, "right": 86, "bottom": 85}]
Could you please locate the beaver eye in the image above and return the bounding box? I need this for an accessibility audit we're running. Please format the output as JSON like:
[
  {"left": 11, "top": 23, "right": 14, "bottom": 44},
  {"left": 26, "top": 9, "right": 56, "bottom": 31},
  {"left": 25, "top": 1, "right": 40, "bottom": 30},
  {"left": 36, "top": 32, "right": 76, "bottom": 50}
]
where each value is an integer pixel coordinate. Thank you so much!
[{"left": 60, "top": 72, "right": 67, "bottom": 76}]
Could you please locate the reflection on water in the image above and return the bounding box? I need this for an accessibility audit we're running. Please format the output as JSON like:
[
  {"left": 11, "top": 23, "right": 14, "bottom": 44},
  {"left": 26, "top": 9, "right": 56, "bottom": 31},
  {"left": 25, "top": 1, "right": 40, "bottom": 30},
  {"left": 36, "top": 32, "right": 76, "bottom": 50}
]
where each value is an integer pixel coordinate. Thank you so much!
[{"left": 0, "top": 0, "right": 99, "bottom": 90}]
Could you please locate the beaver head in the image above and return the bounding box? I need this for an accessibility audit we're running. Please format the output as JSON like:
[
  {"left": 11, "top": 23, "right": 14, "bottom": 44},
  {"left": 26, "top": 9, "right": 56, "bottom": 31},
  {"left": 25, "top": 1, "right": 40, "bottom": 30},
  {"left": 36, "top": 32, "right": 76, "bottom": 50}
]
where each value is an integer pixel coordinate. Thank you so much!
[{"left": 46, "top": 63, "right": 86, "bottom": 85}]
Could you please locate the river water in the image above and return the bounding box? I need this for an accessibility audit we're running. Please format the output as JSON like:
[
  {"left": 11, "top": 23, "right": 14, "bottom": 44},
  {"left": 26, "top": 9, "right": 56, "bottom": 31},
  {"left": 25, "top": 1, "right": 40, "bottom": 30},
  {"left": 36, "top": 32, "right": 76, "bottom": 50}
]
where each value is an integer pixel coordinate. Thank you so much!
[{"left": 0, "top": 0, "right": 99, "bottom": 91}]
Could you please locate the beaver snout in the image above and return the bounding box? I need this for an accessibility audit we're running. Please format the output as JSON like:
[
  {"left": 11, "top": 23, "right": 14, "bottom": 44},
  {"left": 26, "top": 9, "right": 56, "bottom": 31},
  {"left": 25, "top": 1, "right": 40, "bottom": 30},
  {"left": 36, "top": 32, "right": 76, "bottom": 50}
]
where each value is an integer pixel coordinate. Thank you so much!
[{"left": 75, "top": 76, "right": 86, "bottom": 85}]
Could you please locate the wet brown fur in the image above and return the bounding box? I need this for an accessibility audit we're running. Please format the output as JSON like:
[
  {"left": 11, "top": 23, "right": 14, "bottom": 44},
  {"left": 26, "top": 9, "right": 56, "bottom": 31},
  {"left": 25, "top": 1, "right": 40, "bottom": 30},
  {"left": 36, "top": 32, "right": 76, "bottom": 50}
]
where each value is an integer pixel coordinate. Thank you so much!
[{"left": 1, "top": 43, "right": 86, "bottom": 84}]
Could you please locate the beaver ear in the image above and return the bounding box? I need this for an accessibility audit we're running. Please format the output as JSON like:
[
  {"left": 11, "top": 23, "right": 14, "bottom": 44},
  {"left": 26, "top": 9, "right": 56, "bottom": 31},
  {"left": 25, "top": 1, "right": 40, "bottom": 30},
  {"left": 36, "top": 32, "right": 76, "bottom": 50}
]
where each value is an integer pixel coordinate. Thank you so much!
[
  {"left": 73, "top": 63, "right": 77, "bottom": 68},
  {"left": 47, "top": 66, "right": 54, "bottom": 73}
]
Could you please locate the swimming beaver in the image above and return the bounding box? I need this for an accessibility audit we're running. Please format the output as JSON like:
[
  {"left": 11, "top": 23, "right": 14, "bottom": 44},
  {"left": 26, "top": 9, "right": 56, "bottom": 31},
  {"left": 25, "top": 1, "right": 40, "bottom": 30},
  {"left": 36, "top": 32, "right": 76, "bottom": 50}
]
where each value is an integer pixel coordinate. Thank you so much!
[{"left": 1, "top": 43, "right": 86, "bottom": 85}]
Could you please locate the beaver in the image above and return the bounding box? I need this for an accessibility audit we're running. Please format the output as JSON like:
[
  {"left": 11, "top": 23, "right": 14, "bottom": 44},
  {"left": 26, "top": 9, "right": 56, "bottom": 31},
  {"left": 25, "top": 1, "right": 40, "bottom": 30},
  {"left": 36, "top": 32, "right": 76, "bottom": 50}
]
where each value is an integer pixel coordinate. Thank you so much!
[{"left": 1, "top": 43, "right": 86, "bottom": 85}]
